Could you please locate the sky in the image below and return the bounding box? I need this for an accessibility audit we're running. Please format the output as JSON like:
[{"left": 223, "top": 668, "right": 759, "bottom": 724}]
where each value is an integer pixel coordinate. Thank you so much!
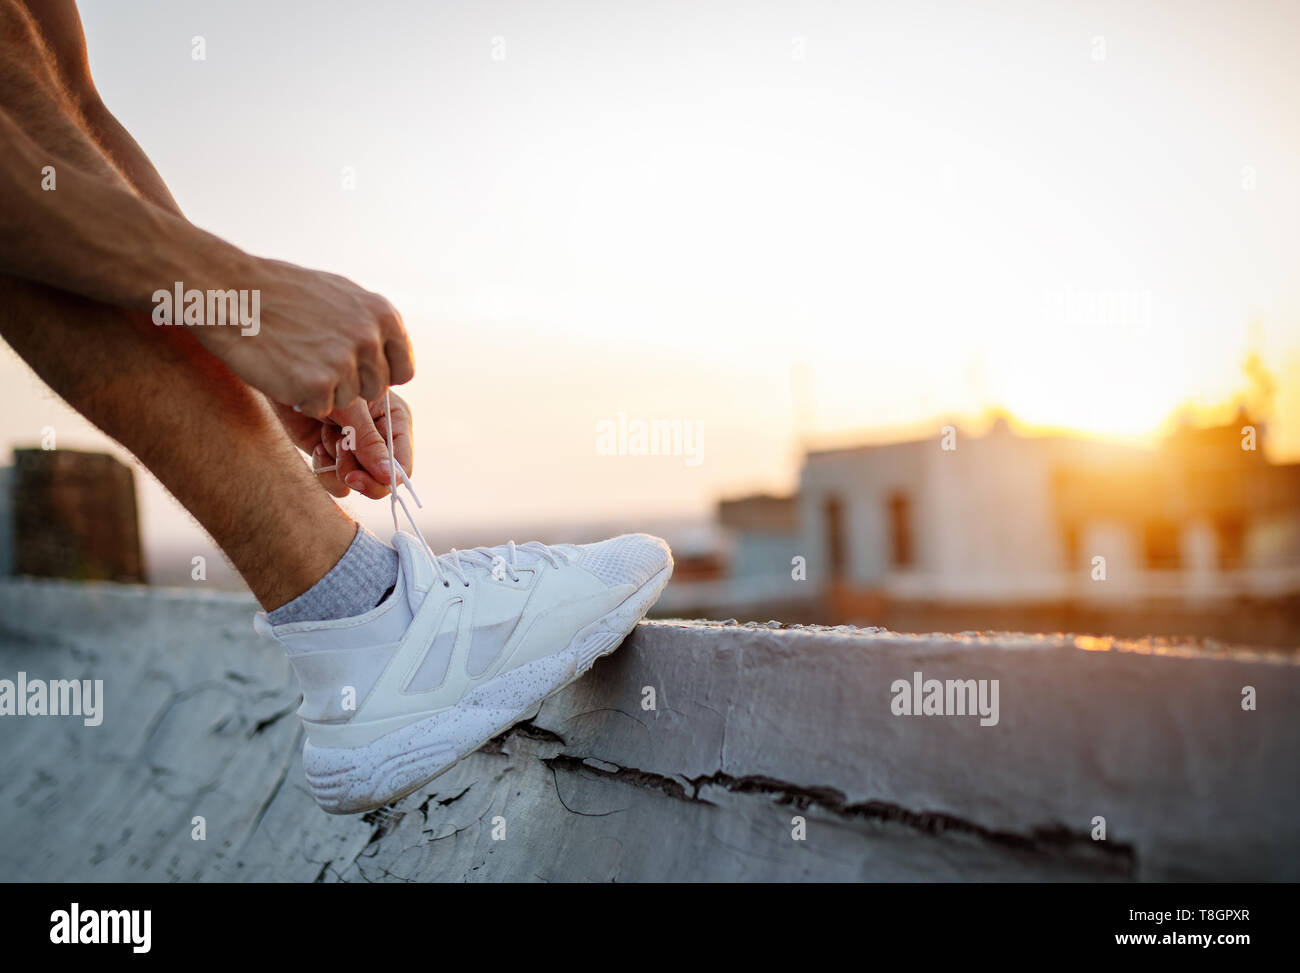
[{"left": 2, "top": 0, "right": 1297, "bottom": 572}]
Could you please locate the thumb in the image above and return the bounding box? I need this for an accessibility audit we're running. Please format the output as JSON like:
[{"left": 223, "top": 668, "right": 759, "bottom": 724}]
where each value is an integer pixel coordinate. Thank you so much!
[{"left": 333, "top": 399, "right": 394, "bottom": 497}]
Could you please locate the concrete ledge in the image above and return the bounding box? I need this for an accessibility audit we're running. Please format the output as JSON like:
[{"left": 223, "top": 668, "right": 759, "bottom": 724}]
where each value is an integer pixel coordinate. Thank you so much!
[{"left": 0, "top": 579, "right": 1296, "bottom": 881}]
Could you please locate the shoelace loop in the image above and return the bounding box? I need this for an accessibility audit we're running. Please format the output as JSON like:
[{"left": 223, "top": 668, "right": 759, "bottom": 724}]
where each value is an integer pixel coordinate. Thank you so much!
[
  {"left": 380, "top": 391, "right": 571, "bottom": 589},
  {"left": 434, "top": 541, "right": 572, "bottom": 587}
]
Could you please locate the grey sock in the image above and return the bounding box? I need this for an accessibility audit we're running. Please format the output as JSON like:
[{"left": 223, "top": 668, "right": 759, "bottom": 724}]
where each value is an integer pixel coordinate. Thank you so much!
[{"left": 267, "top": 524, "right": 399, "bottom": 625}]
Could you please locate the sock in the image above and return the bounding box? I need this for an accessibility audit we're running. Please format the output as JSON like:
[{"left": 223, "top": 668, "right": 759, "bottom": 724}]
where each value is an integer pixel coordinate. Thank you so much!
[{"left": 267, "top": 524, "right": 399, "bottom": 625}]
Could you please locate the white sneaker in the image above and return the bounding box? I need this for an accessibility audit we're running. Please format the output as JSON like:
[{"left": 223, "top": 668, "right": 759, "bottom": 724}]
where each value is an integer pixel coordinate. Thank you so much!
[{"left": 255, "top": 530, "right": 672, "bottom": 813}]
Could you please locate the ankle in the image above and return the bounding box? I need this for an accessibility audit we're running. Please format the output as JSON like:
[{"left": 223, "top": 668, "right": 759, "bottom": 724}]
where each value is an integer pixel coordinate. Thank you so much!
[{"left": 265, "top": 524, "right": 399, "bottom": 624}]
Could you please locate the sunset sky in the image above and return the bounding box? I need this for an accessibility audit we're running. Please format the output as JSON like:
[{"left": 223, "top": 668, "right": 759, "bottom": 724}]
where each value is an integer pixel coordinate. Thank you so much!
[{"left": 2, "top": 0, "right": 1297, "bottom": 567}]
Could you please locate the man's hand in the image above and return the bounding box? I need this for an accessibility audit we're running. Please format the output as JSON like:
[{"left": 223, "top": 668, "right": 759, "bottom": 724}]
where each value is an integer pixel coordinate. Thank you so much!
[
  {"left": 1, "top": 1, "right": 416, "bottom": 420},
  {"left": 274, "top": 392, "right": 413, "bottom": 499},
  {"left": 202, "top": 259, "right": 415, "bottom": 418},
  {"left": 0, "top": 112, "right": 413, "bottom": 419}
]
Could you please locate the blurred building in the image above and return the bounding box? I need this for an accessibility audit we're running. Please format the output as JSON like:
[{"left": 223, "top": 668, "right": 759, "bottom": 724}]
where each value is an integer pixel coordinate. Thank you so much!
[{"left": 665, "top": 414, "right": 1300, "bottom": 646}]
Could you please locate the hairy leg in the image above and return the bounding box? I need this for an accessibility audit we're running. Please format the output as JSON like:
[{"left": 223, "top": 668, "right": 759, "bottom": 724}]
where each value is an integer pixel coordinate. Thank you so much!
[
  {"left": 0, "top": 1, "right": 356, "bottom": 608},
  {"left": 0, "top": 286, "right": 358, "bottom": 608}
]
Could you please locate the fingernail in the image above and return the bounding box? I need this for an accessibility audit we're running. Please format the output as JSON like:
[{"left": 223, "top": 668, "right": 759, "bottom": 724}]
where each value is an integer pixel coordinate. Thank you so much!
[
  {"left": 313, "top": 445, "right": 327, "bottom": 462},
  {"left": 377, "top": 459, "right": 394, "bottom": 475},
  {"left": 345, "top": 473, "right": 365, "bottom": 490}
]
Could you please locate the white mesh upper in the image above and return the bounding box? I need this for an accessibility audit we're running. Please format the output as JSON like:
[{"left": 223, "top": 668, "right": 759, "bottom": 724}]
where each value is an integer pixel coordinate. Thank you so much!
[{"left": 578, "top": 533, "right": 672, "bottom": 588}]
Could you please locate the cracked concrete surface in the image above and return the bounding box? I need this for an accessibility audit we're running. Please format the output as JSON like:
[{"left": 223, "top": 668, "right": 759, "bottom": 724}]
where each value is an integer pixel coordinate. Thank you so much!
[{"left": 0, "top": 579, "right": 1296, "bottom": 881}]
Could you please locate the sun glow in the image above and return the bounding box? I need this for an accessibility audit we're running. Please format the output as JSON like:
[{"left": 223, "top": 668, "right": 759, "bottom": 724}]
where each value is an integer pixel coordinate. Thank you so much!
[{"left": 0, "top": 0, "right": 1294, "bottom": 559}]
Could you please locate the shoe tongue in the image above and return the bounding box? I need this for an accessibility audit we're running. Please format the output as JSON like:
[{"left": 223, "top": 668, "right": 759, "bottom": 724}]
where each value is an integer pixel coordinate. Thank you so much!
[{"left": 392, "top": 533, "right": 436, "bottom": 613}]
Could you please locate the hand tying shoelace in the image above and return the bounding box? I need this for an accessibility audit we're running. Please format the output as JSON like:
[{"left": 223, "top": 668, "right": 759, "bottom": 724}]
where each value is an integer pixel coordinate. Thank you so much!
[
  {"left": 263, "top": 395, "right": 674, "bottom": 813},
  {"left": 320, "top": 389, "right": 572, "bottom": 591}
]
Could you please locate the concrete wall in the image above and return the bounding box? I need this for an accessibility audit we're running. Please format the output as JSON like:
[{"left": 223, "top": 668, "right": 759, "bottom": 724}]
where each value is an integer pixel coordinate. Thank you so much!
[{"left": 0, "top": 579, "right": 1296, "bottom": 882}]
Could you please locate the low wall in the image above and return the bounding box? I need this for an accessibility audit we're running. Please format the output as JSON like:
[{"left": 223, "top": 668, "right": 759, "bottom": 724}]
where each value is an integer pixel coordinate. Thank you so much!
[{"left": 0, "top": 579, "right": 1295, "bottom": 881}]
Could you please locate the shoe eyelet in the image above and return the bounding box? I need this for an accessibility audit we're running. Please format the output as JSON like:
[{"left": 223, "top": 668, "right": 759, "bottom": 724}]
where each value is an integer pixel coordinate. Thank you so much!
[
  {"left": 443, "top": 581, "right": 450, "bottom": 588},
  {"left": 463, "top": 582, "right": 470, "bottom": 588}
]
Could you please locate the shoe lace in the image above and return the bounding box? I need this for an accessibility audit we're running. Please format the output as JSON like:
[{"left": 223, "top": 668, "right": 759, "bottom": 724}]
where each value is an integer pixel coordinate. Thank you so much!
[
  {"left": 432, "top": 540, "right": 573, "bottom": 588},
  {"left": 320, "top": 389, "right": 572, "bottom": 590}
]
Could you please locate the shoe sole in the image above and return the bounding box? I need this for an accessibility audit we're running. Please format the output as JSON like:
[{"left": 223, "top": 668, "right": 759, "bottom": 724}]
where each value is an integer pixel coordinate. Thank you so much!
[{"left": 302, "top": 563, "right": 673, "bottom": 814}]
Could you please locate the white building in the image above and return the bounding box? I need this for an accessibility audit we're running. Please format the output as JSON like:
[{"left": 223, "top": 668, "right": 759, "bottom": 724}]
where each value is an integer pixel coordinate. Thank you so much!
[{"left": 716, "top": 416, "right": 1300, "bottom": 615}]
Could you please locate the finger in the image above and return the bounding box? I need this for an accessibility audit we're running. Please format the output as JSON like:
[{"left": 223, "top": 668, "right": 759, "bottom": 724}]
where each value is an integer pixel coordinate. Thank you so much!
[
  {"left": 334, "top": 445, "right": 389, "bottom": 499},
  {"left": 343, "top": 468, "right": 390, "bottom": 499},
  {"left": 320, "top": 423, "right": 342, "bottom": 459},
  {"left": 332, "top": 370, "right": 359, "bottom": 412},
  {"left": 316, "top": 426, "right": 356, "bottom": 499},
  {"left": 326, "top": 399, "right": 393, "bottom": 499},
  {"left": 356, "top": 346, "right": 389, "bottom": 403},
  {"left": 311, "top": 444, "right": 350, "bottom": 498},
  {"left": 374, "top": 399, "right": 413, "bottom": 478},
  {"left": 299, "top": 383, "right": 335, "bottom": 421},
  {"left": 295, "top": 366, "right": 342, "bottom": 419},
  {"left": 347, "top": 402, "right": 399, "bottom": 489},
  {"left": 384, "top": 336, "right": 415, "bottom": 386},
  {"left": 374, "top": 300, "right": 414, "bottom": 385}
]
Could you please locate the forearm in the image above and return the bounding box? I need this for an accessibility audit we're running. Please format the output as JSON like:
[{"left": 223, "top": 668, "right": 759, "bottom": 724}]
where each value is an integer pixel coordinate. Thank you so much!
[
  {"left": 77, "top": 96, "right": 183, "bottom": 218},
  {"left": 0, "top": 105, "right": 250, "bottom": 314}
]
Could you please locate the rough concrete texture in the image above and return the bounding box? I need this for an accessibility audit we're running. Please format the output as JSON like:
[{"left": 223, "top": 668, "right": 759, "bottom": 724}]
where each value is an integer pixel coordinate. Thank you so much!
[{"left": 0, "top": 578, "right": 1296, "bottom": 882}]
